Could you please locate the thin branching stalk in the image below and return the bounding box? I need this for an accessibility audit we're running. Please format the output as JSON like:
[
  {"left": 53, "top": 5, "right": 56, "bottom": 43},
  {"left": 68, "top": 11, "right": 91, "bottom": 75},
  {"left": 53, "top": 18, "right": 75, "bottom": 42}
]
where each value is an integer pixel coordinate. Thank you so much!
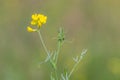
[
  {"left": 54, "top": 42, "right": 62, "bottom": 80},
  {"left": 37, "top": 30, "right": 59, "bottom": 80},
  {"left": 68, "top": 60, "right": 79, "bottom": 78},
  {"left": 55, "top": 41, "right": 61, "bottom": 64},
  {"left": 37, "top": 30, "right": 49, "bottom": 56},
  {"left": 55, "top": 68, "right": 59, "bottom": 80},
  {"left": 68, "top": 49, "right": 87, "bottom": 78}
]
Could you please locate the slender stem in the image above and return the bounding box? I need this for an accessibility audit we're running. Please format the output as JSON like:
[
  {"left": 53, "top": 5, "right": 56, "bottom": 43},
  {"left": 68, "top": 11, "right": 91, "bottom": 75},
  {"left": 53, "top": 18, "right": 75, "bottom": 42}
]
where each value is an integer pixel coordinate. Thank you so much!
[
  {"left": 55, "top": 41, "right": 61, "bottom": 64},
  {"left": 68, "top": 49, "right": 87, "bottom": 78},
  {"left": 68, "top": 57, "right": 83, "bottom": 78},
  {"left": 37, "top": 30, "right": 49, "bottom": 56},
  {"left": 55, "top": 68, "right": 59, "bottom": 80},
  {"left": 37, "top": 30, "right": 61, "bottom": 80},
  {"left": 54, "top": 42, "right": 62, "bottom": 80}
]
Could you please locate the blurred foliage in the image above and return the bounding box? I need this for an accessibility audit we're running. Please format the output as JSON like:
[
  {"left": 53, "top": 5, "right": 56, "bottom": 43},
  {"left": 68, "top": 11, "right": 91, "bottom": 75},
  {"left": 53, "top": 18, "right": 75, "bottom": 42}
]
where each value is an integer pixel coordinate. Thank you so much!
[{"left": 0, "top": 0, "right": 120, "bottom": 80}]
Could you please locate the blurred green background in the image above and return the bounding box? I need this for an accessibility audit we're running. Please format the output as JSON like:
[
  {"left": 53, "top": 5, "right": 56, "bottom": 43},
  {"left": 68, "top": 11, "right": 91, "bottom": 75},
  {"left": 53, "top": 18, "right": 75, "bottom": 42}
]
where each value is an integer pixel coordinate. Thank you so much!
[{"left": 0, "top": 0, "right": 120, "bottom": 80}]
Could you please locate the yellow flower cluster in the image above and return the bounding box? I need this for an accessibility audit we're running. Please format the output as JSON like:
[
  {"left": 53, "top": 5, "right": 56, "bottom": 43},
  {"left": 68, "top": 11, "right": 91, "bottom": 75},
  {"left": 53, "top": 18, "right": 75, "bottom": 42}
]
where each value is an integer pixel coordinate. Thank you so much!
[{"left": 27, "top": 13, "right": 47, "bottom": 32}]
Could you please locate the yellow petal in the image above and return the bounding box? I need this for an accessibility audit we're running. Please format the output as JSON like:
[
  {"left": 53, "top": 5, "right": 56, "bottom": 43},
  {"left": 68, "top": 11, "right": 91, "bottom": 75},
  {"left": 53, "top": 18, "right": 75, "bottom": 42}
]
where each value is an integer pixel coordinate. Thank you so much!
[
  {"left": 40, "top": 16, "right": 47, "bottom": 24},
  {"left": 27, "top": 26, "right": 36, "bottom": 32},
  {"left": 38, "top": 14, "right": 43, "bottom": 18},
  {"left": 31, "top": 20, "right": 37, "bottom": 25},
  {"left": 38, "top": 20, "right": 42, "bottom": 27},
  {"left": 32, "top": 14, "right": 38, "bottom": 20}
]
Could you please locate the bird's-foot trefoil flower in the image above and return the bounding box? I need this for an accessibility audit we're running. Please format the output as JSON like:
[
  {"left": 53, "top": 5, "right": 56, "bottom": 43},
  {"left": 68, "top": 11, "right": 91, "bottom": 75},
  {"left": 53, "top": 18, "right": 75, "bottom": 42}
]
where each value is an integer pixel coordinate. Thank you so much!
[{"left": 27, "top": 13, "right": 47, "bottom": 32}]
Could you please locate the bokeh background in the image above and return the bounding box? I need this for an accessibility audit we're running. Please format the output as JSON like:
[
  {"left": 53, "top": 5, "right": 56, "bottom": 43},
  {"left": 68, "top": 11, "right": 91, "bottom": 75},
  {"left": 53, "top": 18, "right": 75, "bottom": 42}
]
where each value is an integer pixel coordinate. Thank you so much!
[{"left": 0, "top": 0, "right": 120, "bottom": 80}]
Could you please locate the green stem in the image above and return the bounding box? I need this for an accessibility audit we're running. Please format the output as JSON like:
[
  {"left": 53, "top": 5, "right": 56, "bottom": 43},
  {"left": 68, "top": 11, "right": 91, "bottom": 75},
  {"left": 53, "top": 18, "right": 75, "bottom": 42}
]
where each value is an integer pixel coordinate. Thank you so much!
[
  {"left": 55, "top": 68, "right": 59, "bottom": 80},
  {"left": 37, "top": 30, "right": 49, "bottom": 56},
  {"left": 55, "top": 41, "right": 61, "bottom": 64},
  {"left": 68, "top": 57, "right": 82, "bottom": 78},
  {"left": 38, "top": 30, "right": 58, "bottom": 80},
  {"left": 54, "top": 42, "right": 62, "bottom": 80},
  {"left": 37, "top": 30, "right": 62, "bottom": 80}
]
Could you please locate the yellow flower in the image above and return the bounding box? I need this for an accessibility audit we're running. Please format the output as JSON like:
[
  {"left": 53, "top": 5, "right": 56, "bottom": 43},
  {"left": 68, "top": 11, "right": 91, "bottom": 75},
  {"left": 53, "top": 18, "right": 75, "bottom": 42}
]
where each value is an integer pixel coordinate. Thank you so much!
[
  {"left": 32, "top": 14, "right": 38, "bottom": 21},
  {"left": 38, "top": 14, "right": 43, "bottom": 18},
  {"left": 39, "top": 15, "right": 47, "bottom": 24},
  {"left": 27, "top": 13, "right": 47, "bottom": 32},
  {"left": 31, "top": 20, "right": 37, "bottom": 25},
  {"left": 27, "top": 26, "right": 37, "bottom": 32},
  {"left": 38, "top": 20, "right": 42, "bottom": 27}
]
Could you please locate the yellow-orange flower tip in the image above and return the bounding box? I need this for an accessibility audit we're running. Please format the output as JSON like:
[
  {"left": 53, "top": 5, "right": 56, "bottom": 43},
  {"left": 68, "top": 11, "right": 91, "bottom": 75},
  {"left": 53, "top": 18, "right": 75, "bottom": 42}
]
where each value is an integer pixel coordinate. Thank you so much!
[{"left": 27, "top": 26, "right": 37, "bottom": 32}]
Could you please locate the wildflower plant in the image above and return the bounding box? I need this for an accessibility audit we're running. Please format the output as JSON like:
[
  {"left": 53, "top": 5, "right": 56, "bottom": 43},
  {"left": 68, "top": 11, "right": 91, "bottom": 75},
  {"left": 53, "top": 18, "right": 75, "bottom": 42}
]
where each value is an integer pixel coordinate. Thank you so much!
[{"left": 27, "top": 13, "right": 87, "bottom": 80}]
